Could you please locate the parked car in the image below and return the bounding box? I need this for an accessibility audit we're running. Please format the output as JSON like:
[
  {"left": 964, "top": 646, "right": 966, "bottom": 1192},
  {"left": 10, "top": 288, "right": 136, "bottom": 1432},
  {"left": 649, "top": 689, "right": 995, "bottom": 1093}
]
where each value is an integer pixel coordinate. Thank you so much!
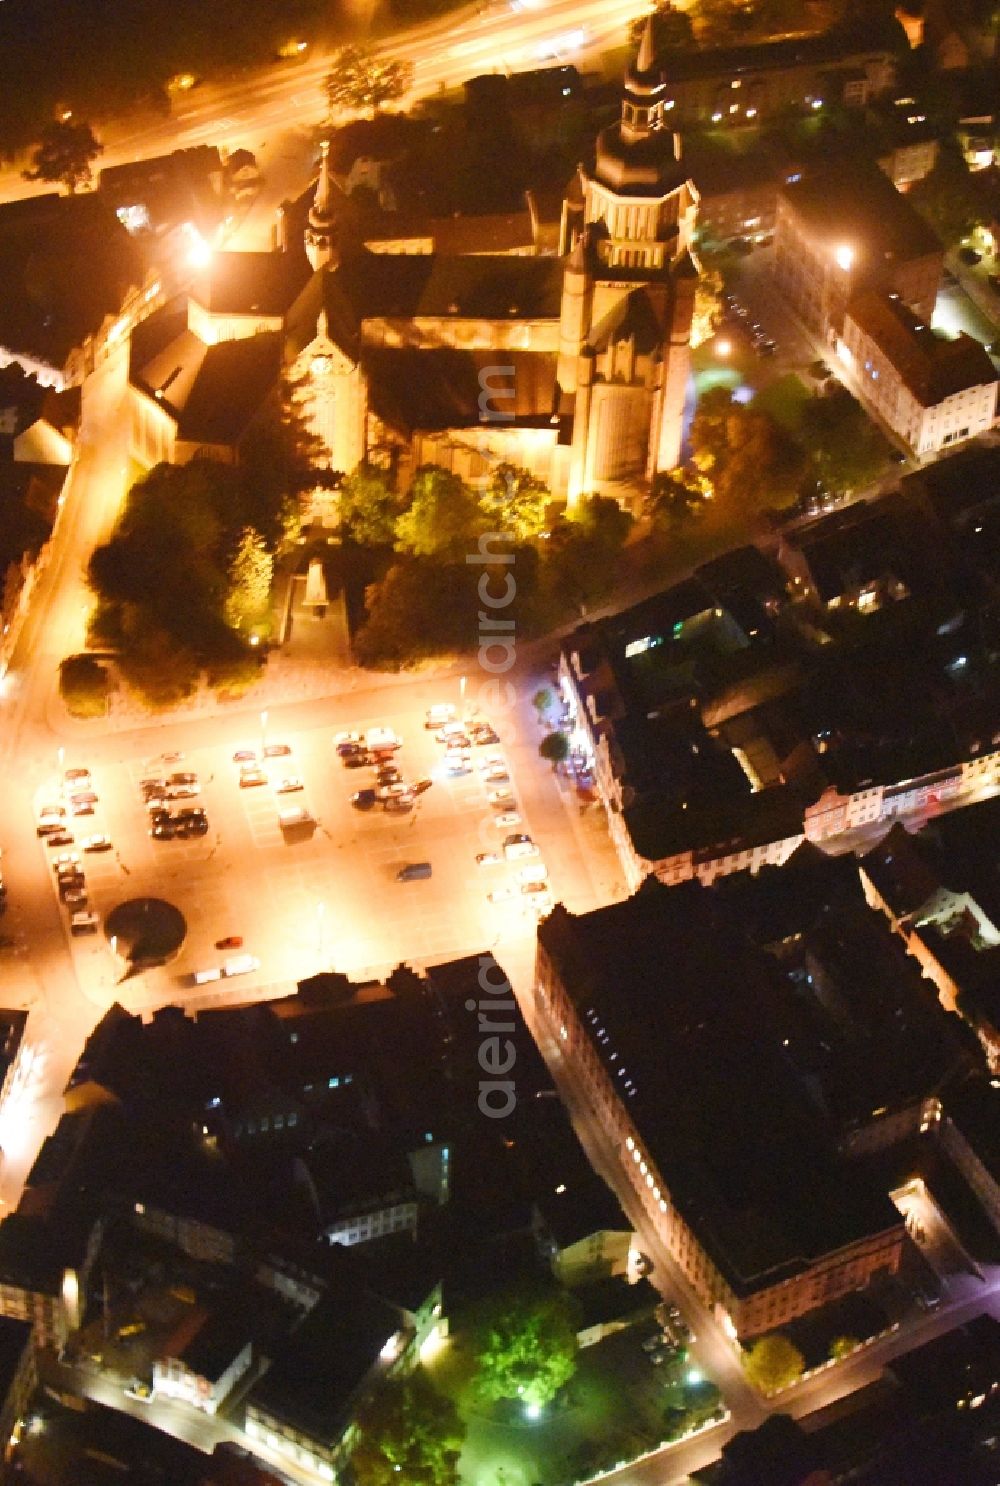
[
  {"left": 352, "top": 789, "right": 378, "bottom": 810},
  {"left": 52, "top": 853, "right": 80, "bottom": 873},
  {"left": 396, "top": 861, "right": 432, "bottom": 881},
  {"left": 377, "top": 782, "right": 412, "bottom": 803},
  {"left": 70, "top": 910, "right": 99, "bottom": 935},
  {"left": 81, "top": 834, "right": 112, "bottom": 853},
  {"left": 470, "top": 724, "right": 500, "bottom": 746},
  {"left": 342, "top": 749, "right": 371, "bottom": 768},
  {"left": 274, "top": 776, "right": 304, "bottom": 794},
  {"left": 334, "top": 732, "right": 363, "bottom": 755},
  {"left": 365, "top": 726, "right": 401, "bottom": 752},
  {"left": 44, "top": 831, "right": 75, "bottom": 848},
  {"left": 425, "top": 704, "right": 456, "bottom": 729},
  {"left": 376, "top": 765, "right": 402, "bottom": 786},
  {"left": 216, "top": 935, "right": 243, "bottom": 950},
  {"left": 239, "top": 769, "right": 267, "bottom": 788},
  {"left": 958, "top": 245, "right": 981, "bottom": 265},
  {"left": 488, "top": 789, "right": 516, "bottom": 808},
  {"left": 63, "top": 768, "right": 92, "bottom": 789},
  {"left": 262, "top": 743, "right": 292, "bottom": 758},
  {"left": 504, "top": 833, "right": 538, "bottom": 859},
  {"left": 494, "top": 812, "right": 523, "bottom": 829},
  {"left": 476, "top": 852, "right": 502, "bottom": 867},
  {"left": 232, "top": 748, "right": 257, "bottom": 763}
]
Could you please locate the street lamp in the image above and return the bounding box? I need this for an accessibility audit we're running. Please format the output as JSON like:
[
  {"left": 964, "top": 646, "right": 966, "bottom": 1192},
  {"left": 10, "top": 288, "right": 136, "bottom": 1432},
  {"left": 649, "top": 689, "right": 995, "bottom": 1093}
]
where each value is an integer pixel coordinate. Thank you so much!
[{"left": 834, "top": 243, "right": 854, "bottom": 272}]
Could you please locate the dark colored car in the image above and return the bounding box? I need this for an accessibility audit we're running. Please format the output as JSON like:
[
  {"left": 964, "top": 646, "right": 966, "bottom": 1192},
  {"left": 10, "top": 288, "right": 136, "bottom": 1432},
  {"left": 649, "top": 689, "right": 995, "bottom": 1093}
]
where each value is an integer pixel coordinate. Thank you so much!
[
  {"left": 178, "top": 817, "right": 208, "bottom": 837},
  {"left": 958, "top": 246, "right": 981, "bottom": 266},
  {"left": 351, "top": 789, "right": 378, "bottom": 810},
  {"left": 342, "top": 750, "right": 371, "bottom": 769},
  {"left": 45, "top": 831, "right": 75, "bottom": 848},
  {"left": 151, "top": 822, "right": 176, "bottom": 840},
  {"left": 216, "top": 935, "right": 243, "bottom": 950}
]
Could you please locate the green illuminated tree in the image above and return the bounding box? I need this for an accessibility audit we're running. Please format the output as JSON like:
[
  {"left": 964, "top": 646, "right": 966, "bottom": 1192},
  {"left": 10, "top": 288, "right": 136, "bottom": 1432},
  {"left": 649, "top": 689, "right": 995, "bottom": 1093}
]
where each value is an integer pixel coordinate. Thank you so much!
[
  {"left": 23, "top": 120, "right": 103, "bottom": 192},
  {"left": 691, "top": 264, "right": 724, "bottom": 349},
  {"left": 350, "top": 1370, "right": 464, "bottom": 1486},
  {"left": 225, "top": 526, "right": 273, "bottom": 629},
  {"left": 395, "top": 465, "right": 484, "bottom": 559},
  {"left": 829, "top": 1335, "right": 860, "bottom": 1361},
  {"left": 480, "top": 463, "right": 550, "bottom": 542},
  {"left": 741, "top": 1333, "right": 805, "bottom": 1393},
  {"left": 908, "top": 142, "right": 987, "bottom": 248},
  {"left": 340, "top": 462, "right": 400, "bottom": 547},
  {"left": 325, "top": 46, "right": 413, "bottom": 119},
  {"left": 646, "top": 467, "right": 712, "bottom": 530},
  {"left": 470, "top": 1285, "right": 581, "bottom": 1410}
]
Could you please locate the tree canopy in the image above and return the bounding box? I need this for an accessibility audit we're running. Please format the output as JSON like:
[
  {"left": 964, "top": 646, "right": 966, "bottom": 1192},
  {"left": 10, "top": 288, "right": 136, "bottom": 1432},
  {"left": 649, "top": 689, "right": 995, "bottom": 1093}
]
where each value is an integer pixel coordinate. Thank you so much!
[
  {"left": 395, "top": 465, "right": 485, "bottom": 559},
  {"left": 350, "top": 1370, "right": 464, "bottom": 1486},
  {"left": 325, "top": 46, "right": 413, "bottom": 118},
  {"left": 646, "top": 467, "right": 712, "bottom": 530},
  {"left": 86, "top": 456, "right": 294, "bottom": 705},
  {"left": 479, "top": 462, "right": 551, "bottom": 542},
  {"left": 23, "top": 120, "right": 102, "bottom": 192},
  {"left": 741, "top": 1333, "right": 805, "bottom": 1393},
  {"left": 339, "top": 463, "right": 400, "bottom": 546},
  {"left": 908, "top": 141, "right": 988, "bottom": 247},
  {"left": 470, "top": 1285, "right": 581, "bottom": 1410},
  {"left": 690, "top": 387, "right": 804, "bottom": 512}
]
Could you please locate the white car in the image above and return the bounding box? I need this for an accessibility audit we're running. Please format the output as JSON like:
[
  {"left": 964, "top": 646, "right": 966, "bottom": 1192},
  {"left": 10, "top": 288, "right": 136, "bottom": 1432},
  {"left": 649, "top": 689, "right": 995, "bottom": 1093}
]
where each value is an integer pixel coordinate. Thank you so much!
[
  {"left": 365, "top": 726, "right": 401, "bottom": 752},
  {"left": 476, "top": 852, "right": 503, "bottom": 867},
  {"left": 70, "top": 910, "right": 99, "bottom": 935},
  {"left": 223, "top": 954, "right": 260, "bottom": 978},
  {"left": 52, "top": 852, "right": 81, "bottom": 872},
  {"left": 377, "top": 782, "right": 412, "bottom": 803},
  {"left": 494, "top": 812, "right": 523, "bottom": 829},
  {"left": 425, "top": 704, "right": 456, "bottom": 729},
  {"left": 274, "top": 776, "right": 304, "bottom": 794},
  {"left": 503, "top": 833, "right": 538, "bottom": 859},
  {"left": 81, "top": 834, "right": 113, "bottom": 853},
  {"left": 436, "top": 721, "right": 469, "bottom": 743},
  {"left": 517, "top": 863, "right": 549, "bottom": 884},
  {"left": 488, "top": 788, "right": 516, "bottom": 808},
  {"left": 488, "top": 886, "right": 517, "bottom": 905}
]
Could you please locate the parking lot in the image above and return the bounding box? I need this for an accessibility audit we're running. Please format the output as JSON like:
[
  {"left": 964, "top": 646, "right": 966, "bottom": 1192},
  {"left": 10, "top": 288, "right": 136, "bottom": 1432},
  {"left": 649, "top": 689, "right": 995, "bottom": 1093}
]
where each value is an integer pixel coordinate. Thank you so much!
[{"left": 35, "top": 679, "right": 625, "bottom": 1012}]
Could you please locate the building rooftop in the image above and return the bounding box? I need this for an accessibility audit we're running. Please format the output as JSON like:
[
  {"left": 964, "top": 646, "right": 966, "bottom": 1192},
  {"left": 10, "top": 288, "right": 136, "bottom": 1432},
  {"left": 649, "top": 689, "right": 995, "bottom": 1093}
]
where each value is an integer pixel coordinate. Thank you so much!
[
  {"left": 190, "top": 248, "right": 312, "bottom": 320},
  {"left": 363, "top": 347, "right": 557, "bottom": 433},
  {"left": 848, "top": 290, "right": 997, "bottom": 406},
  {"left": 324, "top": 250, "right": 563, "bottom": 356},
  {"left": 248, "top": 1276, "right": 400, "bottom": 1446},
  {"left": 129, "top": 308, "right": 281, "bottom": 446},
  {"left": 900, "top": 441, "right": 1000, "bottom": 527},
  {"left": 0, "top": 191, "right": 148, "bottom": 372},
  {"left": 537, "top": 883, "right": 901, "bottom": 1297},
  {"left": 657, "top": 26, "right": 894, "bottom": 83},
  {"left": 779, "top": 156, "right": 942, "bottom": 268},
  {"left": 180, "top": 1306, "right": 252, "bottom": 1383}
]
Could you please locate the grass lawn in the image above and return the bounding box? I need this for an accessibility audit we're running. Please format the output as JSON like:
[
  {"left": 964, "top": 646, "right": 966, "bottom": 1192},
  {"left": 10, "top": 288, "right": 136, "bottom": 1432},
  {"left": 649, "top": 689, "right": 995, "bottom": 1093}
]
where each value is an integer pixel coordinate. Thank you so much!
[
  {"left": 428, "top": 1328, "right": 720, "bottom": 1486},
  {"left": 752, "top": 373, "right": 812, "bottom": 432}
]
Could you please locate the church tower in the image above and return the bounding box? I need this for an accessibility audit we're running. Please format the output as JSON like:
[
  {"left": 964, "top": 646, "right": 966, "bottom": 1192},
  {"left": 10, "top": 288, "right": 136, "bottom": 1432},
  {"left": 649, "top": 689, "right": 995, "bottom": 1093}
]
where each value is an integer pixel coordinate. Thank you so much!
[
  {"left": 305, "top": 140, "right": 338, "bottom": 272},
  {"left": 557, "top": 19, "right": 700, "bottom": 502}
]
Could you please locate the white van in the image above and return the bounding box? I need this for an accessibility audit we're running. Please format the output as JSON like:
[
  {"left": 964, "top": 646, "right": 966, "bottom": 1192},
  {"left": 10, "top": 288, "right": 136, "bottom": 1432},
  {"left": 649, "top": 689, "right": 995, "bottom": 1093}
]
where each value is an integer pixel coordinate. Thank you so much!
[
  {"left": 223, "top": 954, "right": 260, "bottom": 978},
  {"left": 365, "top": 726, "right": 401, "bottom": 752},
  {"left": 278, "top": 806, "right": 314, "bottom": 830},
  {"left": 193, "top": 966, "right": 222, "bottom": 985}
]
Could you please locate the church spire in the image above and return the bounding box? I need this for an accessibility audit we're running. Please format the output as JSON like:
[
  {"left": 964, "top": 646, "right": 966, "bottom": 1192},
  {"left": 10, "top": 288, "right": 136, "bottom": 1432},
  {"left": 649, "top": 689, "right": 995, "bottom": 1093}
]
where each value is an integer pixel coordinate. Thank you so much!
[
  {"left": 635, "top": 14, "right": 656, "bottom": 76},
  {"left": 305, "top": 139, "right": 338, "bottom": 271}
]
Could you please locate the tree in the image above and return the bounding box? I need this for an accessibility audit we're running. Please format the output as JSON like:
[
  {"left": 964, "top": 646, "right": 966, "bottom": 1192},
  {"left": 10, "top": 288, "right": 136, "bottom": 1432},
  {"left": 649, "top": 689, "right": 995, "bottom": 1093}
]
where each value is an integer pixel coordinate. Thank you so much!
[
  {"left": 23, "top": 120, "right": 103, "bottom": 192},
  {"left": 799, "top": 387, "right": 889, "bottom": 495},
  {"left": 480, "top": 463, "right": 550, "bottom": 542},
  {"left": 325, "top": 46, "right": 413, "bottom": 118},
  {"left": 533, "top": 687, "right": 554, "bottom": 715},
  {"left": 630, "top": 2, "right": 695, "bottom": 48},
  {"left": 646, "top": 468, "right": 712, "bottom": 530},
  {"left": 470, "top": 1285, "right": 581, "bottom": 1410},
  {"left": 544, "top": 496, "right": 632, "bottom": 609},
  {"left": 59, "top": 654, "right": 111, "bottom": 718},
  {"left": 355, "top": 559, "right": 480, "bottom": 668},
  {"left": 395, "top": 465, "right": 484, "bottom": 559},
  {"left": 340, "top": 462, "right": 400, "bottom": 546},
  {"left": 690, "top": 265, "right": 724, "bottom": 349},
  {"left": 829, "top": 1335, "right": 860, "bottom": 1361},
  {"left": 539, "top": 731, "right": 570, "bottom": 765},
  {"left": 741, "top": 1333, "right": 805, "bottom": 1393},
  {"left": 225, "top": 527, "right": 273, "bottom": 629},
  {"left": 350, "top": 1370, "right": 464, "bottom": 1486},
  {"left": 908, "top": 142, "right": 987, "bottom": 247}
]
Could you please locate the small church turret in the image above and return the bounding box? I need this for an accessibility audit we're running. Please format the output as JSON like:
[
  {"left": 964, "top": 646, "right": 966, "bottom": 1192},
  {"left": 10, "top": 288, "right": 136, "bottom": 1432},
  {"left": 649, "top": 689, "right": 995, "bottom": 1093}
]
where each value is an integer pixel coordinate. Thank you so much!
[
  {"left": 305, "top": 139, "right": 338, "bottom": 272},
  {"left": 557, "top": 230, "right": 593, "bottom": 396}
]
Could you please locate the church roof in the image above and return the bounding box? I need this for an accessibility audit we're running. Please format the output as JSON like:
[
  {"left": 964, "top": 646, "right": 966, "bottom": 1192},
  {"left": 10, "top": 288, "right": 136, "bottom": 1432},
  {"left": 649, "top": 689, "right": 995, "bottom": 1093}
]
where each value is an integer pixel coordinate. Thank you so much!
[
  {"left": 324, "top": 251, "right": 562, "bottom": 355},
  {"left": 189, "top": 248, "right": 312, "bottom": 319},
  {"left": 590, "top": 288, "right": 664, "bottom": 355},
  {"left": 362, "top": 347, "right": 557, "bottom": 434},
  {"left": 130, "top": 307, "right": 280, "bottom": 447}
]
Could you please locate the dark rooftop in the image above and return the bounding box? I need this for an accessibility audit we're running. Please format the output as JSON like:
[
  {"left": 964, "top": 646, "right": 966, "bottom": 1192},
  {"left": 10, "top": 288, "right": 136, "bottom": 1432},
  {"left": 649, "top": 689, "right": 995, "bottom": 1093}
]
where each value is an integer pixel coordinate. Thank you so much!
[
  {"left": 537, "top": 884, "right": 901, "bottom": 1296},
  {"left": 0, "top": 192, "right": 148, "bottom": 372},
  {"left": 180, "top": 1306, "right": 252, "bottom": 1382},
  {"left": 658, "top": 26, "right": 895, "bottom": 83},
  {"left": 780, "top": 157, "right": 942, "bottom": 267},
  {"left": 363, "top": 347, "right": 556, "bottom": 434},
  {"left": 190, "top": 248, "right": 311, "bottom": 319},
  {"left": 0, "top": 1315, "right": 31, "bottom": 1398},
  {"left": 249, "top": 1275, "right": 400, "bottom": 1446}
]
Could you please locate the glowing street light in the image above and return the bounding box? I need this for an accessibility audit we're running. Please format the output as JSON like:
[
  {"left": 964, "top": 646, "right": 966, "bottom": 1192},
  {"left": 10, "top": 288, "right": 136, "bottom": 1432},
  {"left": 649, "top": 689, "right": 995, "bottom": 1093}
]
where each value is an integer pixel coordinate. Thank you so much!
[
  {"left": 260, "top": 709, "right": 268, "bottom": 755},
  {"left": 184, "top": 223, "right": 212, "bottom": 270},
  {"left": 834, "top": 243, "right": 854, "bottom": 272},
  {"left": 716, "top": 337, "right": 731, "bottom": 358}
]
